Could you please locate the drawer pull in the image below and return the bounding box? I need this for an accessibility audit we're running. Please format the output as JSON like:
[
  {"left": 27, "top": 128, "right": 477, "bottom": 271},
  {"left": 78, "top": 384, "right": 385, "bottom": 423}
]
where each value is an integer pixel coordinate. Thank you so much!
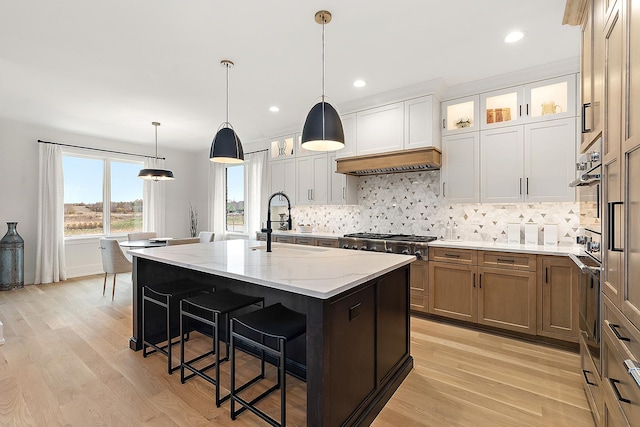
[
  {"left": 497, "top": 258, "right": 515, "bottom": 263},
  {"left": 582, "top": 369, "right": 596, "bottom": 386},
  {"left": 609, "top": 378, "right": 631, "bottom": 404},
  {"left": 444, "top": 253, "right": 460, "bottom": 258},
  {"left": 349, "top": 303, "right": 362, "bottom": 321},
  {"left": 625, "top": 360, "right": 640, "bottom": 389},
  {"left": 610, "top": 323, "right": 631, "bottom": 342},
  {"left": 473, "top": 273, "right": 476, "bottom": 288}
]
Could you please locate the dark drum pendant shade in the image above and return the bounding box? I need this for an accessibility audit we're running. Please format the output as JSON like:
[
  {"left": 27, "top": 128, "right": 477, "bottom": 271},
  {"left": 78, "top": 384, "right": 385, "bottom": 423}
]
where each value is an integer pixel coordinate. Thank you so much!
[
  {"left": 138, "top": 121, "right": 175, "bottom": 181},
  {"left": 209, "top": 126, "right": 244, "bottom": 164},
  {"left": 301, "top": 101, "right": 344, "bottom": 151}
]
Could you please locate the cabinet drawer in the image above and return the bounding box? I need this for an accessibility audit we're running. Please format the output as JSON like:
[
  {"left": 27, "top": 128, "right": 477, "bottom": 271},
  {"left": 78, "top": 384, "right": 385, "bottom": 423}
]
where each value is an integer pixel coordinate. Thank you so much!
[
  {"left": 602, "top": 328, "right": 640, "bottom": 426},
  {"left": 604, "top": 296, "right": 640, "bottom": 362},
  {"left": 315, "top": 238, "right": 339, "bottom": 248},
  {"left": 273, "top": 235, "right": 294, "bottom": 244},
  {"left": 294, "top": 236, "right": 315, "bottom": 246},
  {"left": 429, "top": 247, "right": 476, "bottom": 265},
  {"left": 478, "top": 251, "right": 536, "bottom": 271},
  {"left": 580, "top": 334, "right": 603, "bottom": 422}
]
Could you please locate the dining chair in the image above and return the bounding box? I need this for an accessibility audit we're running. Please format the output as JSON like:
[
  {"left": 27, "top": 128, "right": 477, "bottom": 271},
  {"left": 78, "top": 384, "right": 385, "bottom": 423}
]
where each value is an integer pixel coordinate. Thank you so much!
[
  {"left": 198, "top": 231, "right": 215, "bottom": 243},
  {"left": 166, "top": 237, "right": 200, "bottom": 246},
  {"left": 99, "top": 238, "right": 132, "bottom": 300},
  {"left": 127, "top": 232, "right": 157, "bottom": 241}
]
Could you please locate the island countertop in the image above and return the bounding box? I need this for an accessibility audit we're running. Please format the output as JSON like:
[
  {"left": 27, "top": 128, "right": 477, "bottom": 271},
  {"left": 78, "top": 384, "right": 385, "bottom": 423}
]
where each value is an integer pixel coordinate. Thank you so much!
[{"left": 128, "top": 239, "right": 415, "bottom": 299}]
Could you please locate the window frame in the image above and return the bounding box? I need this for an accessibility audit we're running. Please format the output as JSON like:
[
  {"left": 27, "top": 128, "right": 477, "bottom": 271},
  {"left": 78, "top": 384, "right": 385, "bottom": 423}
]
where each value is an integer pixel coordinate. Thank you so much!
[
  {"left": 61, "top": 149, "right": 144, "bottom": 239},
  {"left": 225, "top": 163, "right": 247, "bottom": 234}
]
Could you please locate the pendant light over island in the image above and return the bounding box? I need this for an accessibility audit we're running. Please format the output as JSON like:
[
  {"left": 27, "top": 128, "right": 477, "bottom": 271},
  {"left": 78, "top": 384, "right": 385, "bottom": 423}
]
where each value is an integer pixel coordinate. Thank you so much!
[{"left": 210, "top": 60, "right": 244, "bottom": 164}]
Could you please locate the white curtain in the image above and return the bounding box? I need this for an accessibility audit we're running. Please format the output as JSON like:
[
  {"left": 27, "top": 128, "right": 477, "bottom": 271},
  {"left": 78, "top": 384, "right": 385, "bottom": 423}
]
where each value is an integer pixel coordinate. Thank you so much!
[
  {"left": 244, "top": 151, "right": 268, "bottom": 239},
  {"left": 35, "top": 144, "right": 66, "bottom": 284},
  {"left": 208, "top": 161, "right": 226, "bottom": 240},
  {"left": 142, "top": 157, "right": 166, "bottom": 236}
]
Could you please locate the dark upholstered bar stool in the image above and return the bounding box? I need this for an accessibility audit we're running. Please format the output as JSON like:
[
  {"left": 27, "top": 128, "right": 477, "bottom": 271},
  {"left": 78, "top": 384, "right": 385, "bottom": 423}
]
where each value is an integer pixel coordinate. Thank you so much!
[
  {"left": 179, "top": 289, "right": 264, "bottom": 407},
  {"left": 142, "top": 279, "right": 212, "bottom": 374},
  {"left": 230, "top": 303, "right": 306, "bottom": 427}
]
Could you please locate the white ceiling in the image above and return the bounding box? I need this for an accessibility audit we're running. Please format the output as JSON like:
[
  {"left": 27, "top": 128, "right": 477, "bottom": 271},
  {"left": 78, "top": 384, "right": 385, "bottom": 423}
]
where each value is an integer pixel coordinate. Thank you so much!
[{"left": 0, "top": 1, "right": 580, "bottom": 153}]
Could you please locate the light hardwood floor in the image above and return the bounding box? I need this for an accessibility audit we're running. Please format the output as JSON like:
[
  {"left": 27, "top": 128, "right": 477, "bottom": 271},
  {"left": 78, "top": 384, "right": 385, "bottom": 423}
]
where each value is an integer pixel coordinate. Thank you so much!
[{"left": 0, "top": 275, "right": 594, "bottom": 426}]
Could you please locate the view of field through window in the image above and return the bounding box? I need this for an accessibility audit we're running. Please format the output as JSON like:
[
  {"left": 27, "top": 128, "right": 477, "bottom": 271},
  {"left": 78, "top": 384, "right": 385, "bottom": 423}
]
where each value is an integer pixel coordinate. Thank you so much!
[
  {"left": 226, "top": 165, "right": 244, "bottom": 232},
  {"left": 63, "top": 156, "right": 143, "bottom": 236}
]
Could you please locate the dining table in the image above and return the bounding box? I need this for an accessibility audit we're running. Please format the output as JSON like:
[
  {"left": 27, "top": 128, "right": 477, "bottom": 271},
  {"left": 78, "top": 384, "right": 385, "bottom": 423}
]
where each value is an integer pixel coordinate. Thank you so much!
[{"left": 119, "top": 239, "right": 167, "bottom": 249}]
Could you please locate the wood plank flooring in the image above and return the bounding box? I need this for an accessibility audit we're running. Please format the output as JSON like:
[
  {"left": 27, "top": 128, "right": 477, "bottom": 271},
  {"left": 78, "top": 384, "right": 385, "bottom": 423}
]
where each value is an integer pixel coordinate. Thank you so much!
[{"left": 0, "top": 275, "right": 594, "bottom": 426}]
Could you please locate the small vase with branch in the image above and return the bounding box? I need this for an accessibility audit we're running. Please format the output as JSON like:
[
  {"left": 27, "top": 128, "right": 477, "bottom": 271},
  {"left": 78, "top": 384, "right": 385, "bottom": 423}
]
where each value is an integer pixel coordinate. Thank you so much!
[{"left": 189, "top": 202, "right": 198, "bottom": 238}]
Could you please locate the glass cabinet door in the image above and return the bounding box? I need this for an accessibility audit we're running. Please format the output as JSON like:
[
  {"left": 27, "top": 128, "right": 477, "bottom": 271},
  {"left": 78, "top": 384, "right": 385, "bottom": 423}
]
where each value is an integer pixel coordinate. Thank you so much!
[
  {"left": 441, "top": 95, "right": 479, "bottom": 135},
  {"left": 524, "top": 74, "right": 577, "bottom": 122},
  {"left": 269, "top": 135, "right": 295, "bottom": 159},
  {"left": 480, "top": 86, "right": 524, "bottom": 129}
]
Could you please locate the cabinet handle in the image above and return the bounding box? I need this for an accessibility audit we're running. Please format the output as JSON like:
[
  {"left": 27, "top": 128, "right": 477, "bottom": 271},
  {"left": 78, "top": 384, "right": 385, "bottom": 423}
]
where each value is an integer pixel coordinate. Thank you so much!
[
  {"left": 473, "top": 273, "right": 476, "bottom": 288},
  {"left": 526, "top": 103, "right": 529, "bottom": 116},
  {"left": 310, "top": 189, "right": 313, "bottom": 200},
  {"left": 545, "top": 267, "right": 549, "bottom": 283},
  {"left": 497, "top": 258, "right": 515, "bottom": 263},
  {"left": 444, "top": 253, "right": 460, "bottom": 258},
  {"left": 443, "top": 182, "right": 446, "bottom": 197},
  {"left": 479, "top": 274, "right": 482, "bottom": 288},
  {"left": 582, "top": 369, "right": 596, "bottom": 386},
  {"left": 609, "top": 323, "right": 631, "bottom": 342},
  {"left": 342, "top": 187, "right": 346, "bottom": 199},
  {"left": 519, "top": 178, "right": 522, "bottom": 195},
  {"left": 581, "top": 103, "right": 592, "bottom": 133},
  {"left": 519, "top": 105, "right": 522, "bottom": 117},
  {"left": 609, "top": 378, "right": 631, "bottom": 404},
  {"left": 443, "top": 118, "right": 446, "bottom": 129},
  {"left": 624, "top": 359, "right": 640, "bottom": 389},
  {"left": 608, "top": 201, "right": 624, "bottom": 252},
  {"left": 526, "top": 177, "right": 529, "bottom": 195}
]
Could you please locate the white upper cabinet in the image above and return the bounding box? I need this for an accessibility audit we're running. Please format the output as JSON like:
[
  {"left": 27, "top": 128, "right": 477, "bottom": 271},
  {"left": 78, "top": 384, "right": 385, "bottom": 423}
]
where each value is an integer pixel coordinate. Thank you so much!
[
  {"left": 524, "top": 118, "right": 576, "bottom": 202},
  {"left": 480, "top": 75, "right": 577, "bottom": 130},
  {"left": 269, "top": 157, "right": 296, "bottom": 206},
  {"left": 441, "top": 95, "right": 480, "bottom": 136},
  {"left": 335, "top": 113, "right": 357, "bottom": 159},
  {"left": 356, "top": 102, "right": 405, "bottom": 155},
  {"left": 269, "top": 135, "right": 296, "bottom": 160},
  {"left": 480, "top": 126, "right": 525, "bottom": 203},
  {"left": 295, "top": 154, "right": 328, "bottom": 205},
  {"left": 441, "top": 132, "right": 480, "bottom": 203},
  {"left": 328, "top": 153, "right": 358, "bottom": 205},
  {"left": 404, "top": 96, "right": 441, "bottom": 150}
]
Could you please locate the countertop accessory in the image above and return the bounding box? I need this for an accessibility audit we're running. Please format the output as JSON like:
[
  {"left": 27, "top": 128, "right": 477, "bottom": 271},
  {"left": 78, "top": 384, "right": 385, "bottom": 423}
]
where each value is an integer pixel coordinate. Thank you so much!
[
  {"left": 298, "top": 224, "right": 313, "bottom": 233},
  {"left": 507, "top": 224, "right": 520, "bottom": 245},
  {"left": 525, "top": 223, "right": 538, "bottom": 246},
  {"left": 138, "top": 122, "right": 175, "bottom": 181},
  {"left": 543, "top": 224, "right": 558, "bottom": 247},
  {"left": 301, "top": 10, "right": 345, "bottom": 152},
  {"left": 210, "top": 60, "right": 244, "bottom": 164}
]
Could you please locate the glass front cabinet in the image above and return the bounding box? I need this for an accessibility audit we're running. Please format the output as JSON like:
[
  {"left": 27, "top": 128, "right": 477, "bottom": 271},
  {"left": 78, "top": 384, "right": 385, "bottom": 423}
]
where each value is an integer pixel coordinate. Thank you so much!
[
  {"left": 441, "top": 95, "right": 479, "bottom": 136},
  {"left": 480, "top": 74, "right": 577, "bottom": 130}
]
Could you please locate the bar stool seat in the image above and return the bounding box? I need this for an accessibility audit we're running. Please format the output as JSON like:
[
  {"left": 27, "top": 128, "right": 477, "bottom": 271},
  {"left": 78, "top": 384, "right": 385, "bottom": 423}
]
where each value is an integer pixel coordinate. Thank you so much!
[
  {"left": 230, "top": 303, "right": 306, "bottom": 427},
  {"left": 179, "top": 289, "right": 264, "bottom": 407},
  {"left": 142, "top": 279, "right": 212, "bottom": 374}
]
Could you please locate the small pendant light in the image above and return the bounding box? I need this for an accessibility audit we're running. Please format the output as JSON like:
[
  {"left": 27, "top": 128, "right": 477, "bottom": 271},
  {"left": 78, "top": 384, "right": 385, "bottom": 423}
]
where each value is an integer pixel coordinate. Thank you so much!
[
  {"left": 138, "top": 121, "right": 175, "bottom": 181},
  {"left": 210, "top": 60, "right": 244, "bottom": 164},
  {"left": 301, "top": 10, "right": 344, "bottom": 152}
]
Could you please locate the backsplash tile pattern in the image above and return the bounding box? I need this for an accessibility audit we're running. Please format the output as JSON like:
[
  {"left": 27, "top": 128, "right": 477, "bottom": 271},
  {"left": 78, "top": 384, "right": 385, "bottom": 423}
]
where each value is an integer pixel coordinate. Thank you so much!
[{"left": 293, "top": 170, "right": 580, "bottom": 243}]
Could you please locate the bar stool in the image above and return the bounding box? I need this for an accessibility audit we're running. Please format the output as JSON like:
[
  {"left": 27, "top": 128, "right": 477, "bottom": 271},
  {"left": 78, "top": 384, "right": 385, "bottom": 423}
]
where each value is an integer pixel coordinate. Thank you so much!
[
  {"left": 142, "top": 279, "right": 212, "bottom": 374},
  {"left": 230, "top": 303, "right": 306, "bottom": 427},
  {"left": 179, "top": 289, "right": 264, "bottom": 407}
]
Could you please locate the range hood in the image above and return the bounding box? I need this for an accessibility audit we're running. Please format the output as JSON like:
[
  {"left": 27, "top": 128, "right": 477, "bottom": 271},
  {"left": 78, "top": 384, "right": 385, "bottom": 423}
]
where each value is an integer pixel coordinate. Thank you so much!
[{"left": 336, "top": 147, "right": 441, "bottom": 176}]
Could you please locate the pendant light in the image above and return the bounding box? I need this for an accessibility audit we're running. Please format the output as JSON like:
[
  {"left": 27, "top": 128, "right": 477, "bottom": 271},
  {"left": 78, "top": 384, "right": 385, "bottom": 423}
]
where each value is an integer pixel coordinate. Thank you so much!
[
  {"left": 301, "top": 10, "right": 344, "bottom": 152},
  {"left": 210, "top": 59, "right": 244, "bottom": 164},
  {"left": 138, "top": 121, "right": 175, "bottom": 181}
]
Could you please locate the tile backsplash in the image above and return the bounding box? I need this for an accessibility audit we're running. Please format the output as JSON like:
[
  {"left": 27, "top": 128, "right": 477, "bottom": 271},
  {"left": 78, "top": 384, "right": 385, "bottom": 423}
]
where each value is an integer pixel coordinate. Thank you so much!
[{"left": 292, "top": 170, "right": 580, "bottom": 244}]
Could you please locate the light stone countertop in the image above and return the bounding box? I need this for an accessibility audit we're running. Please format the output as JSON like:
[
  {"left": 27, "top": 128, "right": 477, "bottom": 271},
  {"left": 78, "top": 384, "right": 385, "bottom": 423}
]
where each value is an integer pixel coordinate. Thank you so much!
[
  {"left": 128, "top": 239, "right": 414, "bottom": 299},
  {"left": 256, "top": 230, "right": 340, "bottom": 239},
  {"left": 427, "top": 239, "right": 582, "bottom": 256}
]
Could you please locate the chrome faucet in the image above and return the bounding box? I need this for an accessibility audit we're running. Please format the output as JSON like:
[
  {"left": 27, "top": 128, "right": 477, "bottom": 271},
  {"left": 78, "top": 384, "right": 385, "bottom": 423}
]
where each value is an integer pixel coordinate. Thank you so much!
[{"left": 262, "top": 192, "right": 292, "bottom": 252}]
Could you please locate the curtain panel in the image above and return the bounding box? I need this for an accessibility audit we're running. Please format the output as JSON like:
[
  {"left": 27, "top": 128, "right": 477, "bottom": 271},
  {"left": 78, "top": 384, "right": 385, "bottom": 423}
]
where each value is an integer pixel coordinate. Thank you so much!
[
  {"left": 244, "top": 151, "right": 268, "bottom": 238},
  {"left": 208, "top": 161, "right": 226, "bottom": 240},
  {"left": 142, "top": 157, "right": 166, "bottom": 236}
]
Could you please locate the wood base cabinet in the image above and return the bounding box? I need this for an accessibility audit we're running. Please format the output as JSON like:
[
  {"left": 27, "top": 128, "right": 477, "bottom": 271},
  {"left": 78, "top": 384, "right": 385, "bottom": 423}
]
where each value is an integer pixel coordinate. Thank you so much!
[
  {"left": 537, "top": 255, "right": 580, "bottom": 342},
  {"left": 429, "top": 260, "right": 477, "bottom": 322},
  {"left": 409, "top": 260, "right": 428, "bottom": 313}
]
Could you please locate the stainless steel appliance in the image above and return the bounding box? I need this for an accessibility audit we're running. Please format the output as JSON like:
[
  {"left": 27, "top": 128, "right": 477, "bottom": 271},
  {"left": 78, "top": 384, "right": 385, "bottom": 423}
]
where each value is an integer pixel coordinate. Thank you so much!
[
  {"left": 571, "top": 136, "right": 603, "bottom": 416},
  {"left": 338, "top": 233, "right": 437, "bottom": 260}
]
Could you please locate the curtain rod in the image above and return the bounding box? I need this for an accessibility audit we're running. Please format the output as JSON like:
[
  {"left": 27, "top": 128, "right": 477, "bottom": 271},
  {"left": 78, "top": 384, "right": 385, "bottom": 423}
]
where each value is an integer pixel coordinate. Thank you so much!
[
  {"left": 244, "top": 148, "right": 268, "bottom": 155},
  {"left": 37, "top": 139, "right": 164, "bottom": 160}
]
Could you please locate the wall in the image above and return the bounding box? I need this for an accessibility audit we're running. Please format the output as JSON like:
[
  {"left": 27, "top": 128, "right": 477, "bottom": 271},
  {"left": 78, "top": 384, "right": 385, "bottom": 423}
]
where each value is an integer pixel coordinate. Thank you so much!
[
  {"left": 291, "top": 170, "right": 580, "bottom": 244},
  {"left": 0, "top": 118, "right": 209, "bottom": 283}
]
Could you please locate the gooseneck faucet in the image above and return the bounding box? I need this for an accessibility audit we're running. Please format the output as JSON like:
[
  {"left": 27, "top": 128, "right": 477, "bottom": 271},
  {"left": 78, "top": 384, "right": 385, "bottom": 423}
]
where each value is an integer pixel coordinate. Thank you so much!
[{"left": 261, "top": 192, "right": 292, "bottom": 252}]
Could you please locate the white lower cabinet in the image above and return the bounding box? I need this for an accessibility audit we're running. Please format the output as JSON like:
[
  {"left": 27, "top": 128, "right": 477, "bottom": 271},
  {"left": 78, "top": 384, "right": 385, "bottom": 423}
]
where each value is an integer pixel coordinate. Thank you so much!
[
  {"left": 269, "top": 158, "right": 296, "bottom": 206},
  {"left": 296, "top": 154, "right": 328, "bottom": 205},
  {"left": 441, "top": 132, "right": 480, "bottom": 203},
  {"left": 480, "top": 118, "right": 576, "bottom": 203}
]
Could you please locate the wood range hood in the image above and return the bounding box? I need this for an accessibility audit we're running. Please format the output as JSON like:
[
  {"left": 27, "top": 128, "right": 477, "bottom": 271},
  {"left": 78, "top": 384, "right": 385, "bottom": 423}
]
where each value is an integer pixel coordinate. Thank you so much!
[{"left": 336, "top": 146, "right": 441, "bottom": 176}]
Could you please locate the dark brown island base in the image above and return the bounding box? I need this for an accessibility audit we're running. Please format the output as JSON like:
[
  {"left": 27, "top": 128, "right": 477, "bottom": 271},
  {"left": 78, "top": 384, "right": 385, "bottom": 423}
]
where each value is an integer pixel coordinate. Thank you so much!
[{"left": 126, "top": 240, "right": 414, "bottom": 426}]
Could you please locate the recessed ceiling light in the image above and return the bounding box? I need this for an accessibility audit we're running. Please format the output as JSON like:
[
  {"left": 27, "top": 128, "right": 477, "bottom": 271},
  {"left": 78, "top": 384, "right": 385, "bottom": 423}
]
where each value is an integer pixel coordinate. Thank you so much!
[
  {"left": 504, "top": 30, "right": 524, "bottom": 43},
  {"left": 353, "top": 79, "right": 366, "bottom": 88},
  {"left": 269, "top": 106, "right": 280, "bottom": 112}
]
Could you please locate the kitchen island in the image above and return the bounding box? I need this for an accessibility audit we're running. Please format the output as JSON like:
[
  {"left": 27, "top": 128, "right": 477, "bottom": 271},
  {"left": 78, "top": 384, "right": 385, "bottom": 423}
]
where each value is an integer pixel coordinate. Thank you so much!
[{"left": 127, "top": 239, "right": 415, "bottom": 426}]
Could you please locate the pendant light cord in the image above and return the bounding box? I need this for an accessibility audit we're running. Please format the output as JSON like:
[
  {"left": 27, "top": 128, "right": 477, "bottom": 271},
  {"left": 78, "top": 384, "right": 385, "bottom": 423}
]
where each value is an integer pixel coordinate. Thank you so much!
[
  {"left": 321, "top": 14, "right": 326, "bottom": 140},
  {"left": 154, "top": 123, "right": 158, "bottom": 159},
  {"left": 225, "top": 62, "right": 230, "bottom": 124}
]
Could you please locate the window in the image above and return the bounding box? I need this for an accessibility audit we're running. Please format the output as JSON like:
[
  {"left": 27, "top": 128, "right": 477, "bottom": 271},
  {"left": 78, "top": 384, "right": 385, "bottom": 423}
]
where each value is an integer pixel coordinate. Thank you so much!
[
  {"left": 63, "top": 154, "right": 143, "bottom": 237},
  {"left": 226, "top": 164, "right": 245, "bottom": 232}
]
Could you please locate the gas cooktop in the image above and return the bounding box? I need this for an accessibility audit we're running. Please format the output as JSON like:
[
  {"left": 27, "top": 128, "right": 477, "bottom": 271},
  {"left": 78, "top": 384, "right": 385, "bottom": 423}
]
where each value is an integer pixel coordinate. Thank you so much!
[{"left": 342, "top": 233, "right": 437, "bottom": 243}]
